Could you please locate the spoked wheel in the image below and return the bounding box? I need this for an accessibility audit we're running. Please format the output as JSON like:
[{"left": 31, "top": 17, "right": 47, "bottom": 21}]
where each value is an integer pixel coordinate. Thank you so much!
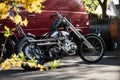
[
  {"left": 15, "top": 38, "right": 45, "bottom": 70},
  {"left": 78, "top": 34, "right": 105, "bottom": 63},
  {"left": 23, "top": 42, "right": 44, "bottom": 63}
]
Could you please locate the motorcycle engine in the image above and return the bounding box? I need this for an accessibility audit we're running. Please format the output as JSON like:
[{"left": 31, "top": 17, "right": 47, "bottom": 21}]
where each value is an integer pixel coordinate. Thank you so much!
[
  {"left": 50, "top": 31, "right": 77, "bottom": 55},
  {"left": 51, "top": 31, "right": 69, "bottom": 38}
]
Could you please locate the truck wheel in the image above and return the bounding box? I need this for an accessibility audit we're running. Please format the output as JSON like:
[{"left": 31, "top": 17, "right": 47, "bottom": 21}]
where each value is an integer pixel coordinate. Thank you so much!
[
  {"left": 0, "top": 37, "right": 15, "bottom": 61},
  {"left": 107, "top": 40, "right": 118, "bottom": 50}
]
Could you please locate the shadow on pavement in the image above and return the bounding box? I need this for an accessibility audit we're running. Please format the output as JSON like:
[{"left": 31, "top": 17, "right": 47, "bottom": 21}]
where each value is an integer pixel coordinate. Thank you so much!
[
  {"left": 97, "top": 49, "right": 120, "bottom": 66},
  {"left": 0, "top": 69, "right": 26, "bottom": 75},
  {"left": 0, "top": 50, "right": 119, "bottom": 80}
]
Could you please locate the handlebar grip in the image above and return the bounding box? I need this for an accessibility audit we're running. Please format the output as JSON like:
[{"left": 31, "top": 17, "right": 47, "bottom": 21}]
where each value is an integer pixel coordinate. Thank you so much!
[
  {"left": 49, "top": 12, "right": 63, "bottom": 19},
  {"left": 49, "top": 13, "right": 58, "bottom": 19}
]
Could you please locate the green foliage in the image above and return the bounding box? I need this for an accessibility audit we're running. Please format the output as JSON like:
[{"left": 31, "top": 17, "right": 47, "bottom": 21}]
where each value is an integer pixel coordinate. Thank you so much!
[
  {"left": 0, "top": 26, "right": 16, "bottom": 61},
  {"left": 3, "top": 26, "right": 15, "bottom": 37},
  {"left": 28, "top": 57, "right": 37, "bottom": 63},
  {"left": 50, "top": 60, "right": 60, "bottom": 70},
  {"left": 0, "top": 0, "right": 47, "bottom": 71},
  {"left": 14, "top": 52, "right": 27, "bottom": 62},
  {"left": 83, "top": 0, "right": 99, "bottom": 13}
]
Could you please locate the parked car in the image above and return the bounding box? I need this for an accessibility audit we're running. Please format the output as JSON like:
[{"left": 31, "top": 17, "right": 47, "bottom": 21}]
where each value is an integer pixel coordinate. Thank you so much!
[
  {"left": 0, "top": 0, "right": 89, "bottom": 60},
  {"left": 89, "top": 19, "right": 119, "bottom": 50}
]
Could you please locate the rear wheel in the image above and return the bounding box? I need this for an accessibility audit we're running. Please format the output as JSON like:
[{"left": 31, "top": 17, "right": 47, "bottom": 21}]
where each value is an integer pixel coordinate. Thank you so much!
[
  {"left": 15, "top": 38, "right": 45, "bottom": 70},
  {"left": 78, "top": 34, "right": 105, "bottom": 63}
]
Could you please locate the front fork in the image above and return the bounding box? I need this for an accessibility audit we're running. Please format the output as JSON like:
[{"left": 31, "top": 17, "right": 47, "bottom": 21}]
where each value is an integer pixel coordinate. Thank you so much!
[{"left": 65, "top": 18, "right": 96, "bottom": 51}]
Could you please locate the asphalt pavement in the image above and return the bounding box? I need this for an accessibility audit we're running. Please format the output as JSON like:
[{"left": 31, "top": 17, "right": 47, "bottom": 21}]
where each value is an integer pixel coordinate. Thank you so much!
[{"left": 0, "top": 50, "right": 120, "bottom": 80}]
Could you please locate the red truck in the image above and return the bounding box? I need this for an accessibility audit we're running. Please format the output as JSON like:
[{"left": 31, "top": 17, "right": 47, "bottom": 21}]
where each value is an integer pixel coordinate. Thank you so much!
[{"left": 0, "top": 0, "right": 89, "bottom": 60}]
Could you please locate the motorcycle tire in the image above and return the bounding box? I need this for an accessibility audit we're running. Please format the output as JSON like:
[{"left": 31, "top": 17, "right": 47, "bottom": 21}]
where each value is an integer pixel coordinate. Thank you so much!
[
  {"left": 78, "top": 34, "right": 105, "bottom": 63},
  {"left": 15, "top": 37, "right": 45, "bottom": 70}
]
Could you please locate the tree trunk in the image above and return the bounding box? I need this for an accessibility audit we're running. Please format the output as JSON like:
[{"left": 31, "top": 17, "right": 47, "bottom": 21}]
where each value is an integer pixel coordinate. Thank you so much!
[
  {"left": 98, "top": 0, "right": 108, "bottom": 18},
  {"left": 101, "top": 5, "right": 108, "bottom": 18}
]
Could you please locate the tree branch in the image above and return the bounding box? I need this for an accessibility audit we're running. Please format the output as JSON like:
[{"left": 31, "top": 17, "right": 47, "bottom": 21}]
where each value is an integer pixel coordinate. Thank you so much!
[{"left": 97, "top": 0, "right": 102, "bottom": 6}]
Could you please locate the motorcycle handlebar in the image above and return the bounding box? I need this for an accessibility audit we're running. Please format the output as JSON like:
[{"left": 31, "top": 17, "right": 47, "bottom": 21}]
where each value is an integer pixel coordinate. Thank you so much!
[
  {"left": 49, "top": 14, "right": 57, "bottom": 19},
  {"left": 49, "top": 12, "right": 63, "bottom": 19}
]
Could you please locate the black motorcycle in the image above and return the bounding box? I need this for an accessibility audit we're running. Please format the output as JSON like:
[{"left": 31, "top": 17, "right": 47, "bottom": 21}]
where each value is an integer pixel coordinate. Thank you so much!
[{"left": 15, "top": 12, "right": 105, "bottom": 69}]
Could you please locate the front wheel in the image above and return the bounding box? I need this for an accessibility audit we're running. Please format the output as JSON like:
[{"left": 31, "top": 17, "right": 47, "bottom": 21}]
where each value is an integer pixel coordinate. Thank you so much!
[{"left": 78, "top": 34, "right": 105, "bottom": 63}]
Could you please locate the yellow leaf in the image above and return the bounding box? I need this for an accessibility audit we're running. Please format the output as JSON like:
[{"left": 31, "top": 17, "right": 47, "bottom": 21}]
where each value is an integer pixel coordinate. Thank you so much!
[
  {"left": 39, "top": 68, "right": 44, "bottom": 71},
  {"left": 2, "top": 44, "right": 5, "bottom": 47},
  {"left": 4, "top": 33, "right": 9, "bottom": 37},
  {"left": 8, "top": 59, "right": 15, "bottom": 63},
  {"left": 21, "top": 0, "right": 25, "bottom": 3},
  {"left": 15, "top": 62, "right": 21, "bottom": 67},
  {"left": 9, "top": 16, "right": 14, "bottom": 21},
  {"left": 27, "top": 6, "right": 34, "bottom": 13},
  {"left": 11, "top": 28, "right": 16, "bottom": 31},
  {"left": 1, "top": 7, "right": 8, "bottom": 14},
  {"left": 14, "top": 14, "right": 22, "bottom": 25},
  {"left": 1, "top": 14, "right": 7, "bottom": 19},
  {"left": 13, "top": 7, "right": 20, "bottom": 13},
  {"left": 37, "top": 64, "right": 44, "bottom": 71},
  {"left": 38, "top": 64, "right": 44, "bottom": 69},
  {"left": 12, "top": 54, "right": 17, "bottom": 59},
  {"left": 40, "top": 0, "right": 46, "bottom": 3},
  {"left": 8, "top": 59, "right": 16, "bottom": 66},
  {"left": 4, "top": 26, "right": 10, "bottom": 32},
  {"left": 0, "top": 3, "right": 5, "bottom": 10},
  {"left": 11, "top": 61, "right": 16, "bottom": 66},
  {"left": 23, "top": 18, "right": 28, "bottom": 26},
  {"left": 28, "top": 62, "right": 37, "bottom": 68},
  {"left": 1, "top": 62, "right": 11, "bottom": 70}
]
